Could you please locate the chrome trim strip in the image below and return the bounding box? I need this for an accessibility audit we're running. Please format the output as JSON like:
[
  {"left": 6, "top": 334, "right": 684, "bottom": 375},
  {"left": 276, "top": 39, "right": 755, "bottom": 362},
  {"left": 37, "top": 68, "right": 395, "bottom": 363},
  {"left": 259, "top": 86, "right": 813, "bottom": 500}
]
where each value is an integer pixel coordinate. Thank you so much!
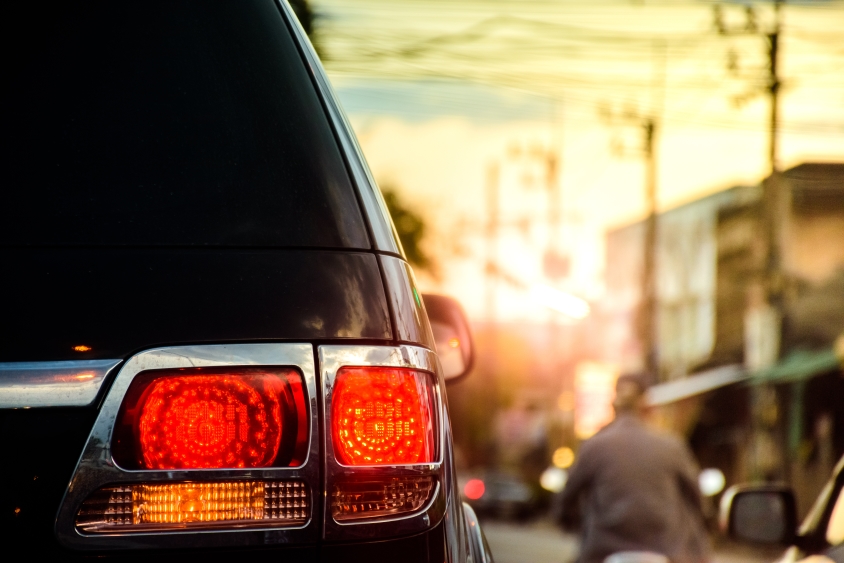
[
  {"left": 55, "top": 344, "right": 319, "bottom": 551},
  {"left": 463, "top": 503, "right": 494, "bottom": 563},
  {"left": 319, "top": 344, "right": 447, "bottom": 540},
  {"left": 0, "top": 360, "right": 121, "bottom": 409}
]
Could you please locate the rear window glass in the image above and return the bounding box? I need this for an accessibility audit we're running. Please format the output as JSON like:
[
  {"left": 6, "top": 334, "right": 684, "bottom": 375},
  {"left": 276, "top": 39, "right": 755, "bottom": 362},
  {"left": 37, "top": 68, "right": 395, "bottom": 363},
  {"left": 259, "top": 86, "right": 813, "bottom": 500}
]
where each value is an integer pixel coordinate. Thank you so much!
[{"left": 1, "top": 0, "right": 369, "bottom": 248}]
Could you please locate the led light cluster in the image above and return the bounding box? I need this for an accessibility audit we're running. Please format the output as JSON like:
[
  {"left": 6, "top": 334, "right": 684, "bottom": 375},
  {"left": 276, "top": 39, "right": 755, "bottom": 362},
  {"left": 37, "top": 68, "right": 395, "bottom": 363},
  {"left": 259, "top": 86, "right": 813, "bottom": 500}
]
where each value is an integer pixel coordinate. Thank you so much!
[
  {"left": 75, "top": 480, "right": 308, "bottom": 533},
  {"left": 331, "top": 368, "right": 434, "bottom": 465},
  {"left": 135, "top": 481, "right": 264, "bottom": 524},
  {"left": 139, "top": 375, "right": 282, "bottom": 469},
  {"left": 331, "top": 476, "right": 435, "bottom": 521}
]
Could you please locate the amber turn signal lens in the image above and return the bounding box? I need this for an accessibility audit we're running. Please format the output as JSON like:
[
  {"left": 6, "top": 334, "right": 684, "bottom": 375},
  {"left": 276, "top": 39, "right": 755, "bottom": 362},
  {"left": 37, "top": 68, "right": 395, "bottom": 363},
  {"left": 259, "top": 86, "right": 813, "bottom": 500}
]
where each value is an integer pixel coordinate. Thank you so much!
[
  {"left": 331, "top": 476, "right": 436, "bottom": 521},
  {"left": 75, "top": 480, "right": 309, "bottom": 533},
  {"left": 331, "top": 367, "right": 435, "bottom": 465}
]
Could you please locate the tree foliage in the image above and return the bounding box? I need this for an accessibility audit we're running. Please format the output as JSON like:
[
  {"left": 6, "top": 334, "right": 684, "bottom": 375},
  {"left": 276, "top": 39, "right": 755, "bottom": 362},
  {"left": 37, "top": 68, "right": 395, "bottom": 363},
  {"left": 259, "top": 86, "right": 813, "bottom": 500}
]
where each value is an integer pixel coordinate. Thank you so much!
[
  {"left": 288, "top": 0, "right": 324, "bottom": 58},
  {"left": 288, "top": 0, "right": 314, "bottom": 35},
  {"left": 381, "top": 188, "right": 432, "bottom": 272}
]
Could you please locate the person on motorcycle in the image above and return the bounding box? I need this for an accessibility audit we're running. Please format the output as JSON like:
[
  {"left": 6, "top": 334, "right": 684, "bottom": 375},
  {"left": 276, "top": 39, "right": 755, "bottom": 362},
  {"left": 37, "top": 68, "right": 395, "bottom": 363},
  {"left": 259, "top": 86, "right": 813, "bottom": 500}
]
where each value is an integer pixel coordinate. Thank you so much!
[{"left": 559, "top": 373, "right": 711, "bottom": 563}]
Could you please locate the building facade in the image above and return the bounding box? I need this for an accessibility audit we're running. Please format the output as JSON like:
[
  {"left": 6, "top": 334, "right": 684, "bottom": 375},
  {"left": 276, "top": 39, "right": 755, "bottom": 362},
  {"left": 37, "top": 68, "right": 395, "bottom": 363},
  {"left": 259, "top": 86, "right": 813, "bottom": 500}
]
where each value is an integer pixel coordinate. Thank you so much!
[{"left": 602, "top": 163, "right": 844, "bottom": 512}]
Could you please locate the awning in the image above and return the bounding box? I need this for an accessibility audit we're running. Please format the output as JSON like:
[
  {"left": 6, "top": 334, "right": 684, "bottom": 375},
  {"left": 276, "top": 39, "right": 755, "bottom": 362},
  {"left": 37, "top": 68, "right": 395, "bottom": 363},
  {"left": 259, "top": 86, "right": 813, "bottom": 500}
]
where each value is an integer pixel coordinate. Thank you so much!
[
  {"left": 645, "top": 337, "right": 844, "bottom": 406},
  {"left": 647, "top": 364, "right": 747, "bottom": 406},
  {"left": 750, "top": 347, "right": 841, "bottom": 385}
]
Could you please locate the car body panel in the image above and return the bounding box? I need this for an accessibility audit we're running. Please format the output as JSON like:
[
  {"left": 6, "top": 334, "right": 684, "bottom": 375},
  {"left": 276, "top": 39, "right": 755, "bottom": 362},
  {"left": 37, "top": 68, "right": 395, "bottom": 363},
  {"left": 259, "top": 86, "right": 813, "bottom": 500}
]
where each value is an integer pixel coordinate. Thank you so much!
[
  {"left": 0, "top": 249, "right": 392, "bottom": 362},
  {"left": 380, "top": 256, "right": 436, "bottom": 349}
]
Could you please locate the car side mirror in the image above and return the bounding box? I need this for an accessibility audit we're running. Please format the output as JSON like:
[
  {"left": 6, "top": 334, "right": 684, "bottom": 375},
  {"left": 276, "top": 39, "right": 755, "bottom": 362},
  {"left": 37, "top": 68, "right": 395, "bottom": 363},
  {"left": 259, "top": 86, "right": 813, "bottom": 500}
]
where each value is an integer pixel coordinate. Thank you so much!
[
  {"left": 719, "top": 484, "right": 797, "bottom": 545},
  {"left": 421, "top": 294, "right": 474, "bottom": 383}
]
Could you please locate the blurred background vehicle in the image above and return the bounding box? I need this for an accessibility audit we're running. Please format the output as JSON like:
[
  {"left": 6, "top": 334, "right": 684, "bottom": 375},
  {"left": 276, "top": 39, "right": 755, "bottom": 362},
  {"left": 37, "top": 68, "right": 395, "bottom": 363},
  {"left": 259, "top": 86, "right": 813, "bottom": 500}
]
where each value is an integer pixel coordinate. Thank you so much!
[
  {"left": 460, "top": 470, "right": 538, "bottom": 521},
  {"left": 721, "top": 453, "right": 844, "bottom": 563}
]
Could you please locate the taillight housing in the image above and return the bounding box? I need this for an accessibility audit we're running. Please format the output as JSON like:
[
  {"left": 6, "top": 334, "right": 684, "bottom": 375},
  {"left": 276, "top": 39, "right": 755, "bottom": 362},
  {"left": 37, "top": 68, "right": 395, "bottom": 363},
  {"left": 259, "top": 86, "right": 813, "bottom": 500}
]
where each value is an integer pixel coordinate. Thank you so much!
[
  {"left": 324, "top": 361, "right": 442, "bottom": 530},
  {"left": 331, "top": 367, "right": 436, "bottom": 466},
  {"left": 57, "top": 344, "right": 446, "bottom": 549},
  {"left": 112, "top": 367, "right": 308, "bottom": 470},
  {"left": 331, "top": 476, "right": 435, "bottom": 521}
]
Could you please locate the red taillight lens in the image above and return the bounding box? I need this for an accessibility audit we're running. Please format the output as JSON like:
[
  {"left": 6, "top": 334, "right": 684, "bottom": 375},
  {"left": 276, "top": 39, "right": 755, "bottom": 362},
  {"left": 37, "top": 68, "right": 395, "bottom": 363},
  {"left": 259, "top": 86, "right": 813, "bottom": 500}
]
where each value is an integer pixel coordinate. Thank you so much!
[
  {"left": 113, "top": 367, "right": 307, "bottom": 470},
  {"left": 331, "top": 367, "right": 435, "bottom": 465},
  {"left": 138, "top": 375, "right": 281, "bottom": 469}
]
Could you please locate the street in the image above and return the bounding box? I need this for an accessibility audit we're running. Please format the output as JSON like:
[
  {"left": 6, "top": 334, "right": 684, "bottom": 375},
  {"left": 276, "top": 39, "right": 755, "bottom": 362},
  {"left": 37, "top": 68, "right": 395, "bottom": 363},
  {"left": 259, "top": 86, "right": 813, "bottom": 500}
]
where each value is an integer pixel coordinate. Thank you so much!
[
  {"left": 482, "top": 519, "right": 579, "bottom": 563},
  {"left": 481, "top": 519, "right": 785, "bottom": 563}
]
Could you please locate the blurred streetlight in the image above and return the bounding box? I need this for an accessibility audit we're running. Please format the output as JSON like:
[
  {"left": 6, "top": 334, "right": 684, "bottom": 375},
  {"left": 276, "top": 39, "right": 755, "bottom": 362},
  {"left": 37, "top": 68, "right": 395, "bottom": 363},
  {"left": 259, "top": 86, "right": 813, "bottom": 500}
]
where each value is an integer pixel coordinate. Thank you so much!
[
  {"left": 698, "top": 468, "right": 726, "bottom": 497},
  {"left": 540, "top": 467, "right": 568, "bottom": 493},
  {"left": 552, "top": 446, "right": 575, "bottom": 469}
]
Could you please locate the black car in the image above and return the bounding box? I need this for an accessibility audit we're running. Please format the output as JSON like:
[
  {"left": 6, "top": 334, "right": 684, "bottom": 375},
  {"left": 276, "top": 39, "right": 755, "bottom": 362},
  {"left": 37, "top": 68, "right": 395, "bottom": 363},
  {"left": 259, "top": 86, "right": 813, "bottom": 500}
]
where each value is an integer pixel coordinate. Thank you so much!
[
  {"left": 720, "top": 454, "right": 844, "bottom": 563},
  {"left": 0, "top": 2, "right": 492, "bottom": 561}
]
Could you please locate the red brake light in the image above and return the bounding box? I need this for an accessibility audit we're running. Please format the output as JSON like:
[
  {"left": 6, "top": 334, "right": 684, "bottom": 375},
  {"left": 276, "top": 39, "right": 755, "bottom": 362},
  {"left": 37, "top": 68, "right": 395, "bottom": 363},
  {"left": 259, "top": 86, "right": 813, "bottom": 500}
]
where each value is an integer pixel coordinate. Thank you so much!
[
  {"left": 139, "top": 375, "right": 280, "bottom": 469},
  {"left": 113, "top": 367, "right": 307, "bottom": 470},
  {"left": 331, "top": 367, "right": 435, "bottom": 465},
  {"left": 464, "top": 479, "right": 485, "bottom": 500}
]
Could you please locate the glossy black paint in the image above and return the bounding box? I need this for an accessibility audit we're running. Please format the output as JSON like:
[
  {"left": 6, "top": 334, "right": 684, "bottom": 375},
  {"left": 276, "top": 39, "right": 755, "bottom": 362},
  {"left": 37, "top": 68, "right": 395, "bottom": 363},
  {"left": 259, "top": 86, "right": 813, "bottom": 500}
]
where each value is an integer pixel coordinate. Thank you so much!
[
  {"left": 0, "top": 513, "right": 446, "bottom": 561},
  {"left": 380, "top": 256, "right": 436, "bottom": 350},
  {"left": 0, "top": 249, "right": 392, "bottom": 362},
  {"left": 0, "top": 408, "right": 98, "bottom": 552},
  {"left": 3, "top": 0, "right": 367, "bottom": 249},
  {"left": 320, "top": 518, "right": 447, "bottom": 563}
]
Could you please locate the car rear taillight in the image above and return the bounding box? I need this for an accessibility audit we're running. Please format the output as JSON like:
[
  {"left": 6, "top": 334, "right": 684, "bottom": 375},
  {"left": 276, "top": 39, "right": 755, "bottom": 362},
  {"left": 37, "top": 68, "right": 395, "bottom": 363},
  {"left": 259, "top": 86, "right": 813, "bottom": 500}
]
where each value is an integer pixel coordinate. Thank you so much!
[
  {"left": 326, "top": 365, "right": 440, "bottom": 526},
  {"left": 112, "top": 367, "right": 308, "bottom": 470},
  {"left": 60, "top": 344, "right": 445, "bottom": 547},
  {"left": 331, "top": 367, "right": 435, "bottom": 466}
]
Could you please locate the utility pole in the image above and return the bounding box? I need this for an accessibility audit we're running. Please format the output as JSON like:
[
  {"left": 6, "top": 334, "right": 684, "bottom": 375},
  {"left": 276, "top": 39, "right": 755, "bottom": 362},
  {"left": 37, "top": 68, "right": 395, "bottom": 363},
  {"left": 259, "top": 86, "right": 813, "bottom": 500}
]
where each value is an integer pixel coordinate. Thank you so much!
[
  {"left": 641, "top": 119, "right": 658, "bottom": 382},
  {"left": 601, "top": 109, "right": 661, "bottom": 381},
  {"left": 601, "top": 37, "right": 665, "bottom": 383},
  {"left": 542, "top": 150, "right": 570, "bottom": 282},
  {"left": 714, "top": 0, "right": 782, "bottom": 173},
  {"left": 642, "top": 39, "right": 666, "bottom": 383},
  {"left": 764, "top": 1, "right": 784, "bottom": 306},
  {"left": 715, "top": 0, "right": 786, "bottom": 480},
  {"left": 761, "top": 0, "right": 786, "bottom": 482},
  {"left": 715, "top": 0, "right": 784, "bottom": 248},
  {"left": 485, "top": 162, "right": 500, "bottom": 322},
  {"left": 767, "top": 0, "right": 782, "bottom": 176},
  {"left": 544, "top": 152, "right": 562, "bottom": 271}
]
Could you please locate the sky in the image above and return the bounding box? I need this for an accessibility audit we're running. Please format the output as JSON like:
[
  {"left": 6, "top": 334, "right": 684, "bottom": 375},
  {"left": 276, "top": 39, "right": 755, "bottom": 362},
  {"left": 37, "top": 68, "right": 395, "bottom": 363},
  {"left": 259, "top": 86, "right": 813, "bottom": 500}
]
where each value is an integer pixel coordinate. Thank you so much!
[{"left": 314, "top": 0, "right": 844, "bottom": 322}]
